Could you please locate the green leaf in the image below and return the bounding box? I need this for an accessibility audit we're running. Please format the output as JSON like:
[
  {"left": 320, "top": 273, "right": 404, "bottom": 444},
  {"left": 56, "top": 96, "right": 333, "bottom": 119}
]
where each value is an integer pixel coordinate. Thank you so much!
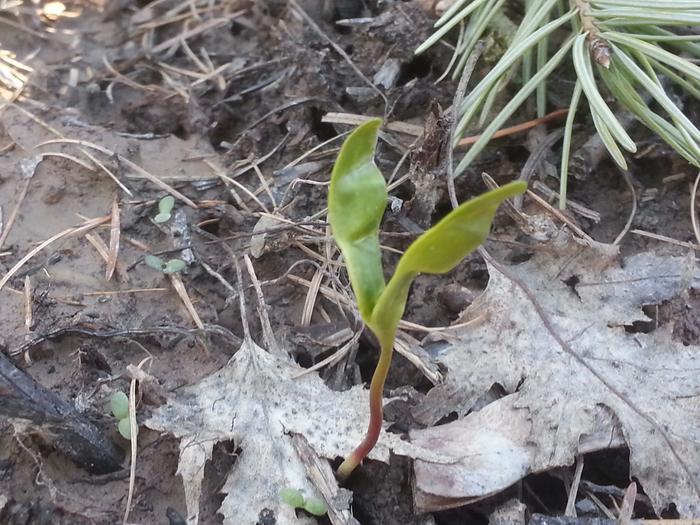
[
  {"left": 572, "top": 33, "right": 637, "bottom": 154},
  {"left": 159, "top": 195, "right": 175, "bottom": 214},
  {"left": 455, "top": 34, "right": 575, "bottom": 175},
  {"left": 398, "top": 181, "right": 526, "bottom": 276},
  {"left": 144, "top": 255, "right": 165, "bottom": 271},
  {"left": 302, "top": 497, "right": 328, "bottom": 516},
  {"left": 416, "top": 0, "right": 487, "bottom": 54},
  {"left": 610, "top": 45, "right": 700, "bottom": 145},
  {"left": 118, "top": 417, "right": 134, "bottom": 440},
  {"left": 599, "top": 63, "right": 700, "bottom": 165},
  {"left": 279, "top": 488, "right": 305, "bottom": 508},
  {"left": 369, "top": 181, "right": 526, "bottom": 341},
  {"left": 591, "top": 108, "right": 628, "bottom": 169},
  {"left": 154, "top": 212, "right": 171, "bottom": 224},
  {"left": 560, "top": 80, "right": 583, "bottom": 209},
  {"left": 456, "top": 9, "right": 576, "bottom": 136},
  {"left": 110, "top": 391, "right": 129, "bottom": 420},
  {"left": 163, "top": 259, "right": 187, "bottom": 274},
  {"left": 452, "top": 0, "right": 506, "bottom": 79},
  {"left": 604, "top": 32, "right": 700, "bottom": 85},
  {"left": 328, "top": 118, "right": 387, "bottom": 321}
]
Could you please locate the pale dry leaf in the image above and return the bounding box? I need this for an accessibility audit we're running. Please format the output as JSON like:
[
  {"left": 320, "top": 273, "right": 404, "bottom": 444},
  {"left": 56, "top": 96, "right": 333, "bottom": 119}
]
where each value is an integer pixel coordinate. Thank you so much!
[
  {"left": 146, "top": 337, "right": 449, "bottom": 525},
  {"left": 410, "top": 231, "right": 700, "bottom": 515}
]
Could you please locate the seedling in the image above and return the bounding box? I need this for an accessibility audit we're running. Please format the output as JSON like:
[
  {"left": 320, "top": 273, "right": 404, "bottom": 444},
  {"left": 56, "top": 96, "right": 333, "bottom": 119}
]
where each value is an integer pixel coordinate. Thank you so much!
[
  {"left": 154, "top": 195, "right": 175, "bottom": 223},
  {"left": 279, "top": 488, "right": 328, "bottom": 517},
  {"left": 110, "top": 391, "right": 136, "bottom": 440},
  {"left": 328, "top": 119, "right": 526, "bottom": 479},
  {"left": 144, "top": 254, "right": 187, "bottom": 274}
]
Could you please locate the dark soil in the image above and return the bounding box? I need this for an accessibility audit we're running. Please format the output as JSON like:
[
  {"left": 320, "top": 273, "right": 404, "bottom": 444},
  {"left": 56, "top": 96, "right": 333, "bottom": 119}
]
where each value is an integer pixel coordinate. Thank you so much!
[{"left": 1, "top": 1, "right": 698, "bottom": 524}]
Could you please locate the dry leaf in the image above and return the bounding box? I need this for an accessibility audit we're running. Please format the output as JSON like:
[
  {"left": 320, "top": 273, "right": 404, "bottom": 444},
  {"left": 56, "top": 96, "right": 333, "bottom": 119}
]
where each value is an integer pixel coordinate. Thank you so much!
[
  {"left": 146, "top": 337, "right": 448, "bottom": 525},
  {"left": 410, "top": 232, "right": 700, "bottom": 515}
]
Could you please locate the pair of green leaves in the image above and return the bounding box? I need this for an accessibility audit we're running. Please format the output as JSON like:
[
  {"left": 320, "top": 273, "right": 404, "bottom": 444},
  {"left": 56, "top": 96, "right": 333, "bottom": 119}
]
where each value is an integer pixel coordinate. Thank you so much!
[
  {"left": 110, "top": 391, "right": 135, "bottom": 440},
  {"left": 328, "top": 118, "right": 525, "bottom": 346},
  {"left": 144, "top": 255, "right": 187, "bottom": 274}
]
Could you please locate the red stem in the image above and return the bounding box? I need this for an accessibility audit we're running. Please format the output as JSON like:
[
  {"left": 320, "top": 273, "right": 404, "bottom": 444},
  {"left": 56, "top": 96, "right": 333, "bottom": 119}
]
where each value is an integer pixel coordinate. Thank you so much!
[{"left": 336, "top": 335, "right": 393, "bottom": 480}]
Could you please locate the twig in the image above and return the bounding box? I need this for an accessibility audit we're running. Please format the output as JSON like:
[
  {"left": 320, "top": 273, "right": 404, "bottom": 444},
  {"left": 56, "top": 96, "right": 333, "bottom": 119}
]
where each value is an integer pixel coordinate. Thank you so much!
[
  {"left": 531, "top": 181, "right": 601, "bottom": 222},
  {"left": 631, "top": 229, "right": 700, "bottom": 250},
  {"left": 301, "top": 267, "right": 324, "bottom": 327},
  {"left": 83, "top": 288, "right": 167, "bottom": 296},
  {"left": 23, "top": 275, "right": 32, "bottom": 330},
  {"left": 617, "top": 482, "right": 637, "bottom": 525},
  {"left": 526, "top": 189, "right": 594, "bottom": 242},
  {"left": 10, "top": 324, "right": 241, "bottom": 358},
  {"left": 691, "top": 170, "right": 700, "bottom": 246},
  {"left": 243, "top": 254, "right": 282, "bottom": 356},
  {"left": 106, "top": 197, "right": 121, "bottom": 281},
  {"left": 456, "top": 108, "right": 569, "bottom": 148},
  {"left": 613, "top": 170, "right": 637, "bottom": 246},
  {"left": 0, "top": 352, "right": 122, "bottom": 473},
  {"left": 565, "top": 455, "right": 584, "bottom": 517},
  {"left": 170, "top": 273, "right": 204, "bottom": 329},
  {"left": 322, "top": 113, "right": 423, "bottom": 137},
  {"left": 123, "top": 356, "right": 150, "bottom": 524}
]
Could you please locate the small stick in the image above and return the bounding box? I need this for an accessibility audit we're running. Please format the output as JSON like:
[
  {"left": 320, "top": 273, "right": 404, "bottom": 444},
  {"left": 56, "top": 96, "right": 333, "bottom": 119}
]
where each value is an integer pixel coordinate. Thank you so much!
[
  {"left": 690, "top": 170, "right": 700, "bottom": 246},
  {"left": 565, "top": 455, "right": 584, "bottom": 517},
  {"left": 456, "top": 108, "right": 569, "bottom": 148},
  {"left": 85, "top": 232, "right": 129, "bottom": 283},
  {"left": 323, "top": 113, "right": 423, "bottom": 137},
  {"left": 106, "top": 197, "right": 121, "bottom": 281},
  {"left": 123, "top": 356, "right": 150, "bottom": 525},
  {"left": 301, "top": 267, "right": 324, "bottom": 327},
  {"left": 83, "top": 288, "right": 168, "bottom": 296},
  {"left": 169, "top": 273, "right": 204, "bottom": 329},
  {"left": 23, "top": 275, "right": 32, "bottom": 330}
]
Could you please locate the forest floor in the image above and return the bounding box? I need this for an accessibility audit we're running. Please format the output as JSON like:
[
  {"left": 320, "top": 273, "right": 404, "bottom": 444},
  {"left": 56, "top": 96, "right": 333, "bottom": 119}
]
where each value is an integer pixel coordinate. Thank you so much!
[{"left": 1, "top": 1, "right": 699, "bottom": 524}]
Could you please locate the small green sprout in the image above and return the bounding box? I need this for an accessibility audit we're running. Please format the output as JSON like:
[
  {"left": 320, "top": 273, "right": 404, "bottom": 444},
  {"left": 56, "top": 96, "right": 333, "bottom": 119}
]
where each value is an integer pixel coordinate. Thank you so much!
[
  {"left": 144, "top": 255, "right": 187, "bottom": 274},
  {"left": 110, "top": 391, "right": 136, "bottom": 440},
  {"left": 279, "top": 488, "right": 328, "bottom": 517},
  {"left": 154, "top": 195, "right": 175, "bottom": 223},
  {"left": 329, "top": 119, "right": 526, "bottom": 480}
]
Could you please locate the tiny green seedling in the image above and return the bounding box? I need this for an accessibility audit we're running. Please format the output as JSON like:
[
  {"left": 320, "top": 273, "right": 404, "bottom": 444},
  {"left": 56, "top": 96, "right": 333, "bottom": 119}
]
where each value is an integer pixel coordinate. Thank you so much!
[
  {"left": 154, "top": 195, "right": 175, "bottom": 223},
  {"left": 328, "top": 119, "right": 526, "bottom": 480},
  {"left": 110, "top": 391, "right": 136, "bottom": 440},
  {"left": 279, "top": 488, "right": 328, "bottom": 517},
  {"left": 144, "top": 254, "right": 187, "bottom": 274}
]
